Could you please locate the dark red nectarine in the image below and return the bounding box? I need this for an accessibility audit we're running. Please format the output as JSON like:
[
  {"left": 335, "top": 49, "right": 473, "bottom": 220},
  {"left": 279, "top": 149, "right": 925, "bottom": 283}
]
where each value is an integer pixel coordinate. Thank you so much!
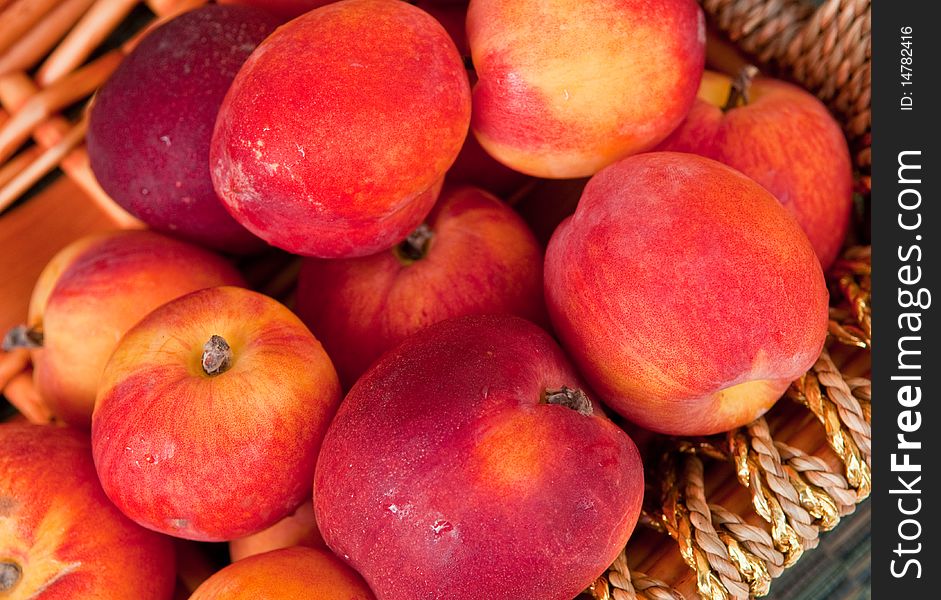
[
  {"left": 314, "top": 315, "right": 644, "bottom": 600},
  {"left": 87, "top": 5, "right": 279, "bottom": 253},
  {"left": 218, "top": 0, "right": 334, "bottom": 20}
]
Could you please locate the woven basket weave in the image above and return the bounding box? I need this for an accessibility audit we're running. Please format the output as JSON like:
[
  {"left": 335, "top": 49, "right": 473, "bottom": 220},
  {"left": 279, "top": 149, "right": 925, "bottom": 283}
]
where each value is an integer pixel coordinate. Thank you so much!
[{"left": 0, "top": 1, "right": 872, "bottom": 598}]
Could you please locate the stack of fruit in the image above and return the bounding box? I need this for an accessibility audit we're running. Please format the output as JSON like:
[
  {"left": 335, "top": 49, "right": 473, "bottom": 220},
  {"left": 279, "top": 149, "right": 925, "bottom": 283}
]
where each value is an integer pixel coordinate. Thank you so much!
[{"left": 0, "top": 0, "right": 856, "bottom": 598}]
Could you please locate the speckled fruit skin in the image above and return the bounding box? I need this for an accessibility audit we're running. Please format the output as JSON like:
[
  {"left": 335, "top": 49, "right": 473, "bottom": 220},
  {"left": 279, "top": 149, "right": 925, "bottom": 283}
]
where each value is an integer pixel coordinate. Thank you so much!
[
  {"left": 28, "top": 231, "right": 245, "bottom": 428},
  {"left": 544, "top": 152, "right": 829, "bottom": 436},
  {"left": 219, "top": 0, "right": 335, "bottom": 20},
  {"left": 296, "top": 185, "right": 547, "bottom": 388},
  {"left": 210, "top": 0, "right": 471, "bottom": 258},
  {"left": 92, "top": 286, "right": 341, "bottom": 542},
  {"left": 467, "top": 0, "right": 705, "bottom": 179},
  {"left": 0, "top": 423, "right": 176, "bottom": 599},
  {"left": 87, "top": 6, "right": 279, "bottom": 253},
  {"left": 190, "top": 547, "right": 374, "bottom": 600},
  {"left": 656, "top": 71, "right": 854, "bottom": 269},
  {"left": 314, "top": 315, "right": 644, "bottom": 600},
  {"left": 229, "top": 501, "right": 324, "bottom": 562}
]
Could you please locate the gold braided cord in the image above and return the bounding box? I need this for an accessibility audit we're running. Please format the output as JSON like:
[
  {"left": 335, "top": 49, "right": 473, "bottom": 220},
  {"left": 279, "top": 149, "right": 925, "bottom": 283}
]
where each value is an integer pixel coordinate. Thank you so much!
[
  {"left": 658, "top": 453, "right": 738, "bottom": 600},
  {"left": 592, "top": 550, "right": 687, "bottom": 600},
  {"left": 590, "top": 240, "right": 871, "bottom": 599},
  {"left": 786, "top": 364, "right": 871, "bottom": 500}
]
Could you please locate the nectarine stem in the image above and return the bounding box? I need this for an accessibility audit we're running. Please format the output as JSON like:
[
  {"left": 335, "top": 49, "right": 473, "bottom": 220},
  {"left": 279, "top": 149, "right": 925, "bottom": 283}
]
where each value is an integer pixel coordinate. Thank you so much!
[
  {"left": 201, "top": 335, "right": 232, "bottom": 376},
  {"left": 0, "top": 561, "right": 21, "bottom": 593},
  {"left": 2, "top": 324, "right": 43, "bottom": 351},
  {"left": 394, "top": 223, "right": 434, "bottom": 264},
  {"left": 722, "top": 65, "right": 759, "bottom": 111},
  {"left": 543, "top": 386, "right": 592, "bottom": 416}
]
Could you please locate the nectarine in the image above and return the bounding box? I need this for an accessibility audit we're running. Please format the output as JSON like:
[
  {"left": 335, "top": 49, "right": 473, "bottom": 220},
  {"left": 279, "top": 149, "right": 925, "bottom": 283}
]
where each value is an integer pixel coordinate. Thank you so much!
[
  {"left": 468, "top": 0, "right": 705, "bottom": 178},
  {"left": 190, "top": 547, "right": 374, "bottom": 599},
  {"left": 19, "top": 231, "right": 244, "bottom": 427},
  {"left": 0, "top": 423, "right": 176, "bottom": 599},
  {"left": 92, "top": 286, "right": 341, "bottom": 541},
  {"left": 296, "top": 185, "right": 546, "bottom": 388},
  {"left": 229, "top": 501, "right": 324, "bottom": 562},
  {"left": 218, "top": 0, "right": 334, "bottom": 20},
  {"left": 314, "top": 315, "right": 644, "bottom": 600},
  {"left": 544, "top": 152, "right": 829, "bottom": 435},
  {"left": 87, "top": 5, "right": 279, "bottom": 253},
  {"left": 657, "top": 68, "right": 854, "bottom": 269},
  {"left": 210, "top": 0, "right": 471, "bottom": 257}
]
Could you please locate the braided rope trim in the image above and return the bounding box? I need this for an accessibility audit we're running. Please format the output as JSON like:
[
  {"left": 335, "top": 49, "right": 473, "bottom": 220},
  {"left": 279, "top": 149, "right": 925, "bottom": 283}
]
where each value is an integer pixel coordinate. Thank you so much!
[
  {"left": 590, "top": 245, "right": 871, "bottom": 599},
  {"left": 591, "top": 550, "right": 685, "bottom": 600},
  {"left": 660, "top": 453, "right": 752, "bottom": 600},
  {"left": 787, "top": 353, "right": 872, "bottom": 497}
]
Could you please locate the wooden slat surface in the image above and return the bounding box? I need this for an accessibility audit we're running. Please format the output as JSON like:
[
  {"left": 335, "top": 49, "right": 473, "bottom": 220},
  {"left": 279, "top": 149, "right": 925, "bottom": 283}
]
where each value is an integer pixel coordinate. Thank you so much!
[{"left": 0, "top": 175, "right": 119, "bottom": 332}]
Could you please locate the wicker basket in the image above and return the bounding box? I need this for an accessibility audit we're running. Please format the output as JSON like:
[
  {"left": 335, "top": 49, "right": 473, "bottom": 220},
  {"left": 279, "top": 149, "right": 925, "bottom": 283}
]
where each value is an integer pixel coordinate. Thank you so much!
[{"left": 0, "top": 1, "right": 872, "bottom": 598}]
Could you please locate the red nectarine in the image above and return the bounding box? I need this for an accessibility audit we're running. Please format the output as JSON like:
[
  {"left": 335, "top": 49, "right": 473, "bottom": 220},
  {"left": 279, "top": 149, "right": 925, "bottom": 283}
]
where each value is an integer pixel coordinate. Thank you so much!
[
  {"left": 210, "top": 0, "right": 471, "bottom": 258},
  {"left": 468, "top": 0, "right": 705, "bottom": 178},
  {"left": 92, "top": 286, "right": 341, "bottom": 541},
  {"left": 314, "top": 315, "right": 644, "bottom": 600},
  {"left": 0, "top": 423, "right": 176, "bottom": 599},
  {"left": 18, "top": 231, "right": 244, "bottom": 427},
  {"left": 657, "top": 68, "right": 854, "bottom": 269},
  {"left": 544, "top": 152, "right": 829, "bottom": 435}
]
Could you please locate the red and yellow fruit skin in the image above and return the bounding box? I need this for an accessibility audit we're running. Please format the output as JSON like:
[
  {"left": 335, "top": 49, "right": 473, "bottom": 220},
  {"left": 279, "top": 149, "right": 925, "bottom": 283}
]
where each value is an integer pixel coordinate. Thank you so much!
[
  {"left": 657, "top": 71, "right": 854, "bottom": 269},
  {"left": 467, "top": 0, "right": 705, "bottom": 179},
  {"left": 229, "top": 501, "right": 324, "bottom": 562},
  {"left": 210, "top": 0, "right": 471, "bottom": 258},
  {"left": 544, "top": 152, "right": 829, "bottom": 436},
  {"left": 91, "top": 286, "right": 341, "bottom": 542},
  {"left": 296, "top": 185, "right": 547, "bottom": 388},
  {"left": 190, "top": 547, "right": 375, "bottom": 600},
  {"left": 0, "top": 423, "right": 176, "bottom": 599},
  {"left": 314, "top": 315, "right": 644, "bottom": 600},
  {"left": 29, "top": 231, "right": 245, "bottom": 427}
]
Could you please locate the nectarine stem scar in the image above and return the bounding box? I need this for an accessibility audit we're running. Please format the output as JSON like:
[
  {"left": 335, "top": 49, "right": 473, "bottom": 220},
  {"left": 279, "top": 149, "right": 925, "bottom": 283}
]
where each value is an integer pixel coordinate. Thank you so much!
[
  {"left": 2, "top": 324, "right": 43, "bottom": 351},
  {"left": 394, "top": 223, "right": 434, "bottom": 263},
  {"left": 201, "top": 334, "right": 232, "bottom": 376},
  {"left": 0, "top": 561, "right": 21, "bottom": 593},
  {"left": 723, "top": 65, "right": 760, "bottom": 111},
  {"left": 543, "top": 386, "right": 593, "bottom": 416}
]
